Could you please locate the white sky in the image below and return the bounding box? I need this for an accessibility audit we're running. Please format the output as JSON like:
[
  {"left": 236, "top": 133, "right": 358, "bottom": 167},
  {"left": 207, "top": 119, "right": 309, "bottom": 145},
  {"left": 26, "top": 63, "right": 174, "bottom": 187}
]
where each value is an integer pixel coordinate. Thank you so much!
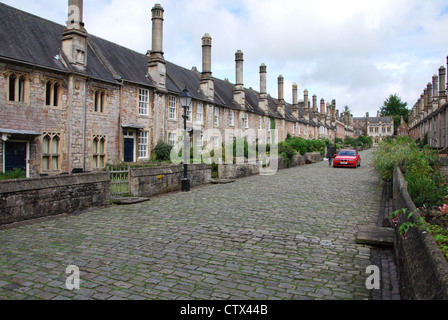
[{"left": 2, "top": 0, "right": 448, "bottom": 117}]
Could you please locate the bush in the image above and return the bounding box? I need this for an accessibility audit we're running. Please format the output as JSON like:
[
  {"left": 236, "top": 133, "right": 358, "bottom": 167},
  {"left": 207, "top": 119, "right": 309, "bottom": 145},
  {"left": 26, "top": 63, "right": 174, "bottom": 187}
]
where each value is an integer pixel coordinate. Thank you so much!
[
  {"left": 279, "top": 142, "right": 297, "bottom": 168},
  {"left": 373, "top": 136, "right": 446, "bottom": 207},
  {"left": 0, "top": 169, "right": 26, "bottom": 180},
  {"left": 153, "top": 141, "right": 173, "bottom": 162},
  {"left": 285, "top": 136, "right": 309, "bottom": 155}
]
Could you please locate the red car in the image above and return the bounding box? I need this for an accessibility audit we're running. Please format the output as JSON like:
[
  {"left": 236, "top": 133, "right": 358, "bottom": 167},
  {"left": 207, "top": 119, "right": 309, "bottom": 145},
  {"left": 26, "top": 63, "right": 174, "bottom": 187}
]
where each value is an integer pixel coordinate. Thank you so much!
[{"left": 333, "top": 149, "right": 361, "bottom": 168}]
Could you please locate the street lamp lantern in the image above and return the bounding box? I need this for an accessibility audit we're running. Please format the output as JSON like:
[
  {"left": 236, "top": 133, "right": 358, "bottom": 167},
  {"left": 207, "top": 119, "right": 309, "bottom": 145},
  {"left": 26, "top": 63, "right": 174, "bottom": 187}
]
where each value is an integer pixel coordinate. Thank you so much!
[
  {"left": 180, "top": 87, "right": 193, "bottom": 110},
  {"left": 180, "top": 87, "right": 193, "bottom": 192}
]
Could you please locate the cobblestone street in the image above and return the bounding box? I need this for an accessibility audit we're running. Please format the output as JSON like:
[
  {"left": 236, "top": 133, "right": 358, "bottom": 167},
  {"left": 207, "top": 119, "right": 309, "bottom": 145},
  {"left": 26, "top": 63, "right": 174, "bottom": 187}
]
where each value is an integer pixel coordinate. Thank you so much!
[{"left": 0, "top": 149, "right": 396, "bottom": 300}]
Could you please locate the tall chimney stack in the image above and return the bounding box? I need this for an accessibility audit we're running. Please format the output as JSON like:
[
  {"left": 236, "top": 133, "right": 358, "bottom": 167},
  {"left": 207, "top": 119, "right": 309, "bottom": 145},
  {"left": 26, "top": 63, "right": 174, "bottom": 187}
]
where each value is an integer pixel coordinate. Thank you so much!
[
  {"left": 291, "top": 83, "right": 299, "bottom": 118},
  {"left": 62, "top": 0, "right": 87, "bottom": 71},
  {"left": 320, "top": 99, "right": 325, "bottom": 117},
  {"left": 258, "top": 64, "right": 268, "bottom": 113},
  {"left": 312, "top": 95, "right": 318, "bottom": 119},
  {"left": 200, "top": 34, "right": 214, "bottom": 100},
  {"left": 148, "top": 4, "right": 166, "bottom": 90},
  {"left": 277, "top": 75, "right": 285, "bottom": 116},
  {"left": 303, "top": 90, "right": 309, "bottom": 119},
  {"left": 234, "top": 50, "right": 245, "bottom": 106},
  {"left": 439, "top": 65, "right": 447, "bottom": 105},
  {"left": 277, "top": 75, "right": 284, "bottom": 102}
]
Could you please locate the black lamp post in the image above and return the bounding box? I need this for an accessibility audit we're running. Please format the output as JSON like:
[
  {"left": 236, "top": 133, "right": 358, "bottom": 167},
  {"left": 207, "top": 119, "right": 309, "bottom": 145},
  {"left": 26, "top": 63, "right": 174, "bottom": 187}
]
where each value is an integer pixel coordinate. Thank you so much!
[{"left": 180, "top": 87, "right": 193, "bottom": 192}]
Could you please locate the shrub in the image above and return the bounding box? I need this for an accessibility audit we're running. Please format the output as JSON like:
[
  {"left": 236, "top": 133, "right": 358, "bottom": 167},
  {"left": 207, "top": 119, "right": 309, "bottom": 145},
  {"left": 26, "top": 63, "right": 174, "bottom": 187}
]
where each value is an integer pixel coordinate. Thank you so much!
[
  {"left": 373, "top": 136, "right": 446, "bottom": 207},
  {"left": 153, "top": 141, "right": 173, "bottom": 162},
  {"left": 285, "top": 136, "right": 309, "bottom": 155},
  {"left": 0, "top": 169, "right": 26, "bottom": 180},
  {"left": 279, "top": 142, "right": 296, "bottom": 168}
]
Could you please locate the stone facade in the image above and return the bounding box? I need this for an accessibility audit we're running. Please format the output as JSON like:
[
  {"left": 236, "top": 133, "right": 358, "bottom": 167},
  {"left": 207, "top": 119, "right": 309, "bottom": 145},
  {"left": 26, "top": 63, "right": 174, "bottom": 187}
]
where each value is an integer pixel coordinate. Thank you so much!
[
  {"left": 0, "top": 2, "right": 356, "bottom": 178},
  {"left": 408, "top": 57, "right": 448, "bottom": 149},
  {"left": 353, "top": 112, "right": 394, "bottom": 145}
]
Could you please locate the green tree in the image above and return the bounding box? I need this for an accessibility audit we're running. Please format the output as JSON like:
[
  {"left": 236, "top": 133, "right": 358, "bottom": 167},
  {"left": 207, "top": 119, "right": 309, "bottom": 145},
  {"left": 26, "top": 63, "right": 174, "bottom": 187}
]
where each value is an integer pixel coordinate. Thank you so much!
[{"left": 380, "top": 94, "right": 409, "bottom": 134}]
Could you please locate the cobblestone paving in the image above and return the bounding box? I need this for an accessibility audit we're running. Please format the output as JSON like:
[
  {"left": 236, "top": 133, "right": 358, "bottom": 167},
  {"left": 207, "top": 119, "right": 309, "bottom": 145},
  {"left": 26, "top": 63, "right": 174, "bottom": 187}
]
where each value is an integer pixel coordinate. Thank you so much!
[{"left": 0, "top": 149, "right": 385, "bottom": 300}]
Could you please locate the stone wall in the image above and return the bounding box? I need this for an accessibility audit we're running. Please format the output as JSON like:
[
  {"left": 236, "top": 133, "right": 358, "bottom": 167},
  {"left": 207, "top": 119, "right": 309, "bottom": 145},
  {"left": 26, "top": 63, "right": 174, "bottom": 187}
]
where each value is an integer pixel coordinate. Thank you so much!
[
  {"left": 217, "top": 152, "right": 321, "bottom": 180},
  {"left": 392, "top": 167, "right": 448, "bottom": 299},
  {"left": 0, "top": 172, "right": 110, "bottom": 226},
  {"left": 130, "top": 164, "right": 211, "bottom": 198}
]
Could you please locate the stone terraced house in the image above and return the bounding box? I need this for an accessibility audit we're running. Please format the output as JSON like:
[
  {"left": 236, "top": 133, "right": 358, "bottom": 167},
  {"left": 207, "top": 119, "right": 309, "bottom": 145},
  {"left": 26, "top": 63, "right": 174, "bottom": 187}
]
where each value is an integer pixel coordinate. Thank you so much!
[
  {"left": 0, "top": 1, "right": 353, "bottom": 178},
  {"left": 408, "top": 58, "right": 448, "bottom": 149},
  {"left": 353, "top": 112, "right": 394, "bottom": 146}
]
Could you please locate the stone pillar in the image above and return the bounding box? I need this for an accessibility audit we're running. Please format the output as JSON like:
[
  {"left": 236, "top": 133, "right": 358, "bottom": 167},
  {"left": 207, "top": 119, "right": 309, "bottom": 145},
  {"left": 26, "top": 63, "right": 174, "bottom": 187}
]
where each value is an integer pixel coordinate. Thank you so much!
[
  {"left": 201, "top": 33, "right": 212, "bottom": 79},
  {"left": 148, "top": 4, "right": 166, "bottom": 90},
  {"left": 67, "top": 0, "right": 84, "bottom": 29},
  {"left": 291, "top": 83, "right": 299, "bottom": 119},
  {"left": 320, "top": 99, "right": 325, "bottom": 117},
  {"left": 150, "top": 4, "right": 164, "bottom": 61},
  {"left": 277, "top": 75, "right": 285, "bottom": 116},
  {"left": 62, "top": 0, "right": 87, "bottom": 72},
  {"left": 304, "top": 90, "right": 309, "bottom": 118},
  {"left": 200, "top": 33, "right": 214, "bottom": 100},
  {"left": 433, "top": 74, "right": 439, "bottom": 111},
  {"left": 277, "top": 75, "right": 284, "bottom": 102},
  {"left": 426, "top": 83, "right": 432, "bottom": 114},
  {"left": 292, "top": 83, "right": 298, "bottom": 107},
  {"left": 234, "top": 50, "right": 245, "bottom": 107},
  {"left": 439, "top": 66, "right": 447, "bottom": 105},
  {"left": 258, "top": 64, "right": 268, "bottom": 113}
]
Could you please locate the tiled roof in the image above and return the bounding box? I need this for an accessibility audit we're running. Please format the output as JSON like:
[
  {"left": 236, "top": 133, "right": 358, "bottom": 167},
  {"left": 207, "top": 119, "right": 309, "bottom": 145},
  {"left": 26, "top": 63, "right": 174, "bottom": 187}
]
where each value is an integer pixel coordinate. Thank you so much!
[{"left": 0, "top": 3, "right": 314, "bottom": 121}]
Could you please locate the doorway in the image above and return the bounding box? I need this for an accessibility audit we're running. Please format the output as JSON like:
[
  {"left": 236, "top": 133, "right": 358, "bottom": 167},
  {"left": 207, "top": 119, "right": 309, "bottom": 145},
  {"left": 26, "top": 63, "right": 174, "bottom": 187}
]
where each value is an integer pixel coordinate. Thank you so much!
[
  {"left": 123, "top": 130, "right": 135, "bottom": 163},
  {"left": 4, "top": 141, "right": 27, "bottom": 173}
]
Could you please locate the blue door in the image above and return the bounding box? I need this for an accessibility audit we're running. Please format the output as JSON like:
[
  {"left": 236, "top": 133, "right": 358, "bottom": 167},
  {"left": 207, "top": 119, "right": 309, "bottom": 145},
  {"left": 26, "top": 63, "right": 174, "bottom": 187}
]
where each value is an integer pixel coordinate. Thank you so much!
[
  {"left": 5, "top": 141, "right": 27, "bottom": 173},
  {"left": 124, "top": 138, "right": 134, "bottom": 162}
]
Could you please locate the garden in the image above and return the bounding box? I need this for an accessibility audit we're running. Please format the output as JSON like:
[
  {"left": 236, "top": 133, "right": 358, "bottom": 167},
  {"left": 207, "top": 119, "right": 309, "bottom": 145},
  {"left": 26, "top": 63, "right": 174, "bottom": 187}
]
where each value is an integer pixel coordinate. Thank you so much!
[{"left": 372, "top": 136, "right": 448, "bottom": 262}]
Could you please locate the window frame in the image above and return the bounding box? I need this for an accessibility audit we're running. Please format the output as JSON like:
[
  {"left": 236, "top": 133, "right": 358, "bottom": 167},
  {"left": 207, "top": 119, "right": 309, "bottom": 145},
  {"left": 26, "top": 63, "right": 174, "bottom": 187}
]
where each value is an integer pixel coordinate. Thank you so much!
[
  {"left": 169, "top": 96, "right": 177, "bottom": 120},
  {"left": 92, "top": 135, "right": 107, "bottom": 169},
  {"left": 138, "top": 131, "right": 149, "bottom": 159},
  {"left": 196, "top": 102, "right": 204, "bottom": 124},
  {"left": 42, "top": 132, "right": 61, "bottom": 172},
  {"left": 139, "top": 88, "right": 150, "bottom": 116}
]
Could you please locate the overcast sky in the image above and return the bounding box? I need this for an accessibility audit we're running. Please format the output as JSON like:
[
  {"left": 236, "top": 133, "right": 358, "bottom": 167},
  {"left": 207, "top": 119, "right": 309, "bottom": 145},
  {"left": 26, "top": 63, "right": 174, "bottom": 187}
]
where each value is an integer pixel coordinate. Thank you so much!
[{"left": 2, "top": 0, "right": 448, "bottom": 117}]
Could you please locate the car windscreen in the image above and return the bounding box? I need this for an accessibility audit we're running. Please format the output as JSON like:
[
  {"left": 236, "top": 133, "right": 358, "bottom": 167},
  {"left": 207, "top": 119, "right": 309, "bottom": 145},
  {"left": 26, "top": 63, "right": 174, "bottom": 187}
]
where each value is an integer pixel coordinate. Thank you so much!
[{"left": 338, "top": 151, "right": 356, "bottom": 156}]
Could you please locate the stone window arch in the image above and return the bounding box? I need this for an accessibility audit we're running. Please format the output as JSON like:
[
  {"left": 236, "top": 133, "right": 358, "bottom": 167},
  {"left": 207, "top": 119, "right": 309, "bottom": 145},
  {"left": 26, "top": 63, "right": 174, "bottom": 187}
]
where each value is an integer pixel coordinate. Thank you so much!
[
  {"left": 45, "top": 79, "right": 63, "bottom": 107},
  {"left": 42, "top": 132, "right": 61, "bottom": 172},
  {"left": 7, "top": 71, "right": 29, "bottom": 103}
]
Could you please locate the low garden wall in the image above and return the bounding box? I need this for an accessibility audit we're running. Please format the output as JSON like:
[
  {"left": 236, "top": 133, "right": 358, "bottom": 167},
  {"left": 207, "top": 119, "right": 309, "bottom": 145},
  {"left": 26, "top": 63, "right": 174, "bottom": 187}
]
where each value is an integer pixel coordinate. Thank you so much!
[
  {"left": 393, "top": 167, "right": 448, "bottom": 299},
  {"left": 130, "top": 164, "right": 211, "bottom": 198},
  {"left": 0, "top": 172, "right": 110, "bottom": 226},
  {"left": 218, "top": 152, "right": 322, "bottom": 180}
]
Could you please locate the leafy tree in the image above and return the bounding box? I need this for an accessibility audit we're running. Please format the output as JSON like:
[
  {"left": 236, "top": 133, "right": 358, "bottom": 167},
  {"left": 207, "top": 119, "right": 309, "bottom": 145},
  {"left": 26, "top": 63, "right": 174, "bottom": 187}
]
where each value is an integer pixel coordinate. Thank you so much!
[{"left": 380, "top": 94, "right": 409, "bottom": 134}]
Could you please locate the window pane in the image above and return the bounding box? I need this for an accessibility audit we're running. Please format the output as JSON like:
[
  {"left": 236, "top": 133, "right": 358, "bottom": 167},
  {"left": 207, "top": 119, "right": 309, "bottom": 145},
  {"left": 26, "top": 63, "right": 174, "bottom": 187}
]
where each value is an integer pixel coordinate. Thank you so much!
[
  {"left": 100, "top": 92, "right": 104, "bottom": 113},
  {"left": 42, "top": 156, "right": 49, "bottom": 171},
  {"left": 99, "top": 138, "right": 105, "bottom": 154},
  {"left": 93, "top": 156, "right": 98, "bottom": 169},
  {"left": 52, "top": 137, "right": 59, "bottom": 154},
  {"left": 52, "top": 156, "right": 59, "bottom": 170},
  {"left": 18, "top": 76, "right": 25, "bottom": 102},
  {"left": 197, "top": 103, "right": 203, "bottom": 123},
  {"left": 169, "top": 96, "right": 176, "bottom": 119},
  {"left": 139, "top": 89, "right": 149, "bottom": 115},
  {"left": 93, "top": 138, "right": 98, "bottom": 154},
  {"left": 9, "top": 74, "right": 15, "bottom": 101},
  {"left": 46, "top": 82, "right": 52, "bottom": 105},
  {"left": 53, "top": 83, "right": 59, "bottom": 107},
  {"left": 43, "top": 136, "right": 50, "bottom": 154},
  {"left": 138, "top": 132, "right": 148, "bottom": 158}
]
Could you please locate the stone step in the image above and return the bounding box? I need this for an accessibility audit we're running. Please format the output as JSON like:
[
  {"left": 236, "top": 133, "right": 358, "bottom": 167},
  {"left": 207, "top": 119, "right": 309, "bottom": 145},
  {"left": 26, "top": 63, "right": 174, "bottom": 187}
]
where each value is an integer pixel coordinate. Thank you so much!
[{"left": 356, "top": 225, "right": 395, "bottom": 247}]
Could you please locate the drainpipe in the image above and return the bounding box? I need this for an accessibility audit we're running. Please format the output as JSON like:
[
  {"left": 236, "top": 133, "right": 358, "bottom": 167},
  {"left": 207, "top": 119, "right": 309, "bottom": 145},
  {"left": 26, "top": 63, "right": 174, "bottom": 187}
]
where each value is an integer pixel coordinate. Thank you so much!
[{"left": 83, "top": 77, "right": 88, "bottom": 172}]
